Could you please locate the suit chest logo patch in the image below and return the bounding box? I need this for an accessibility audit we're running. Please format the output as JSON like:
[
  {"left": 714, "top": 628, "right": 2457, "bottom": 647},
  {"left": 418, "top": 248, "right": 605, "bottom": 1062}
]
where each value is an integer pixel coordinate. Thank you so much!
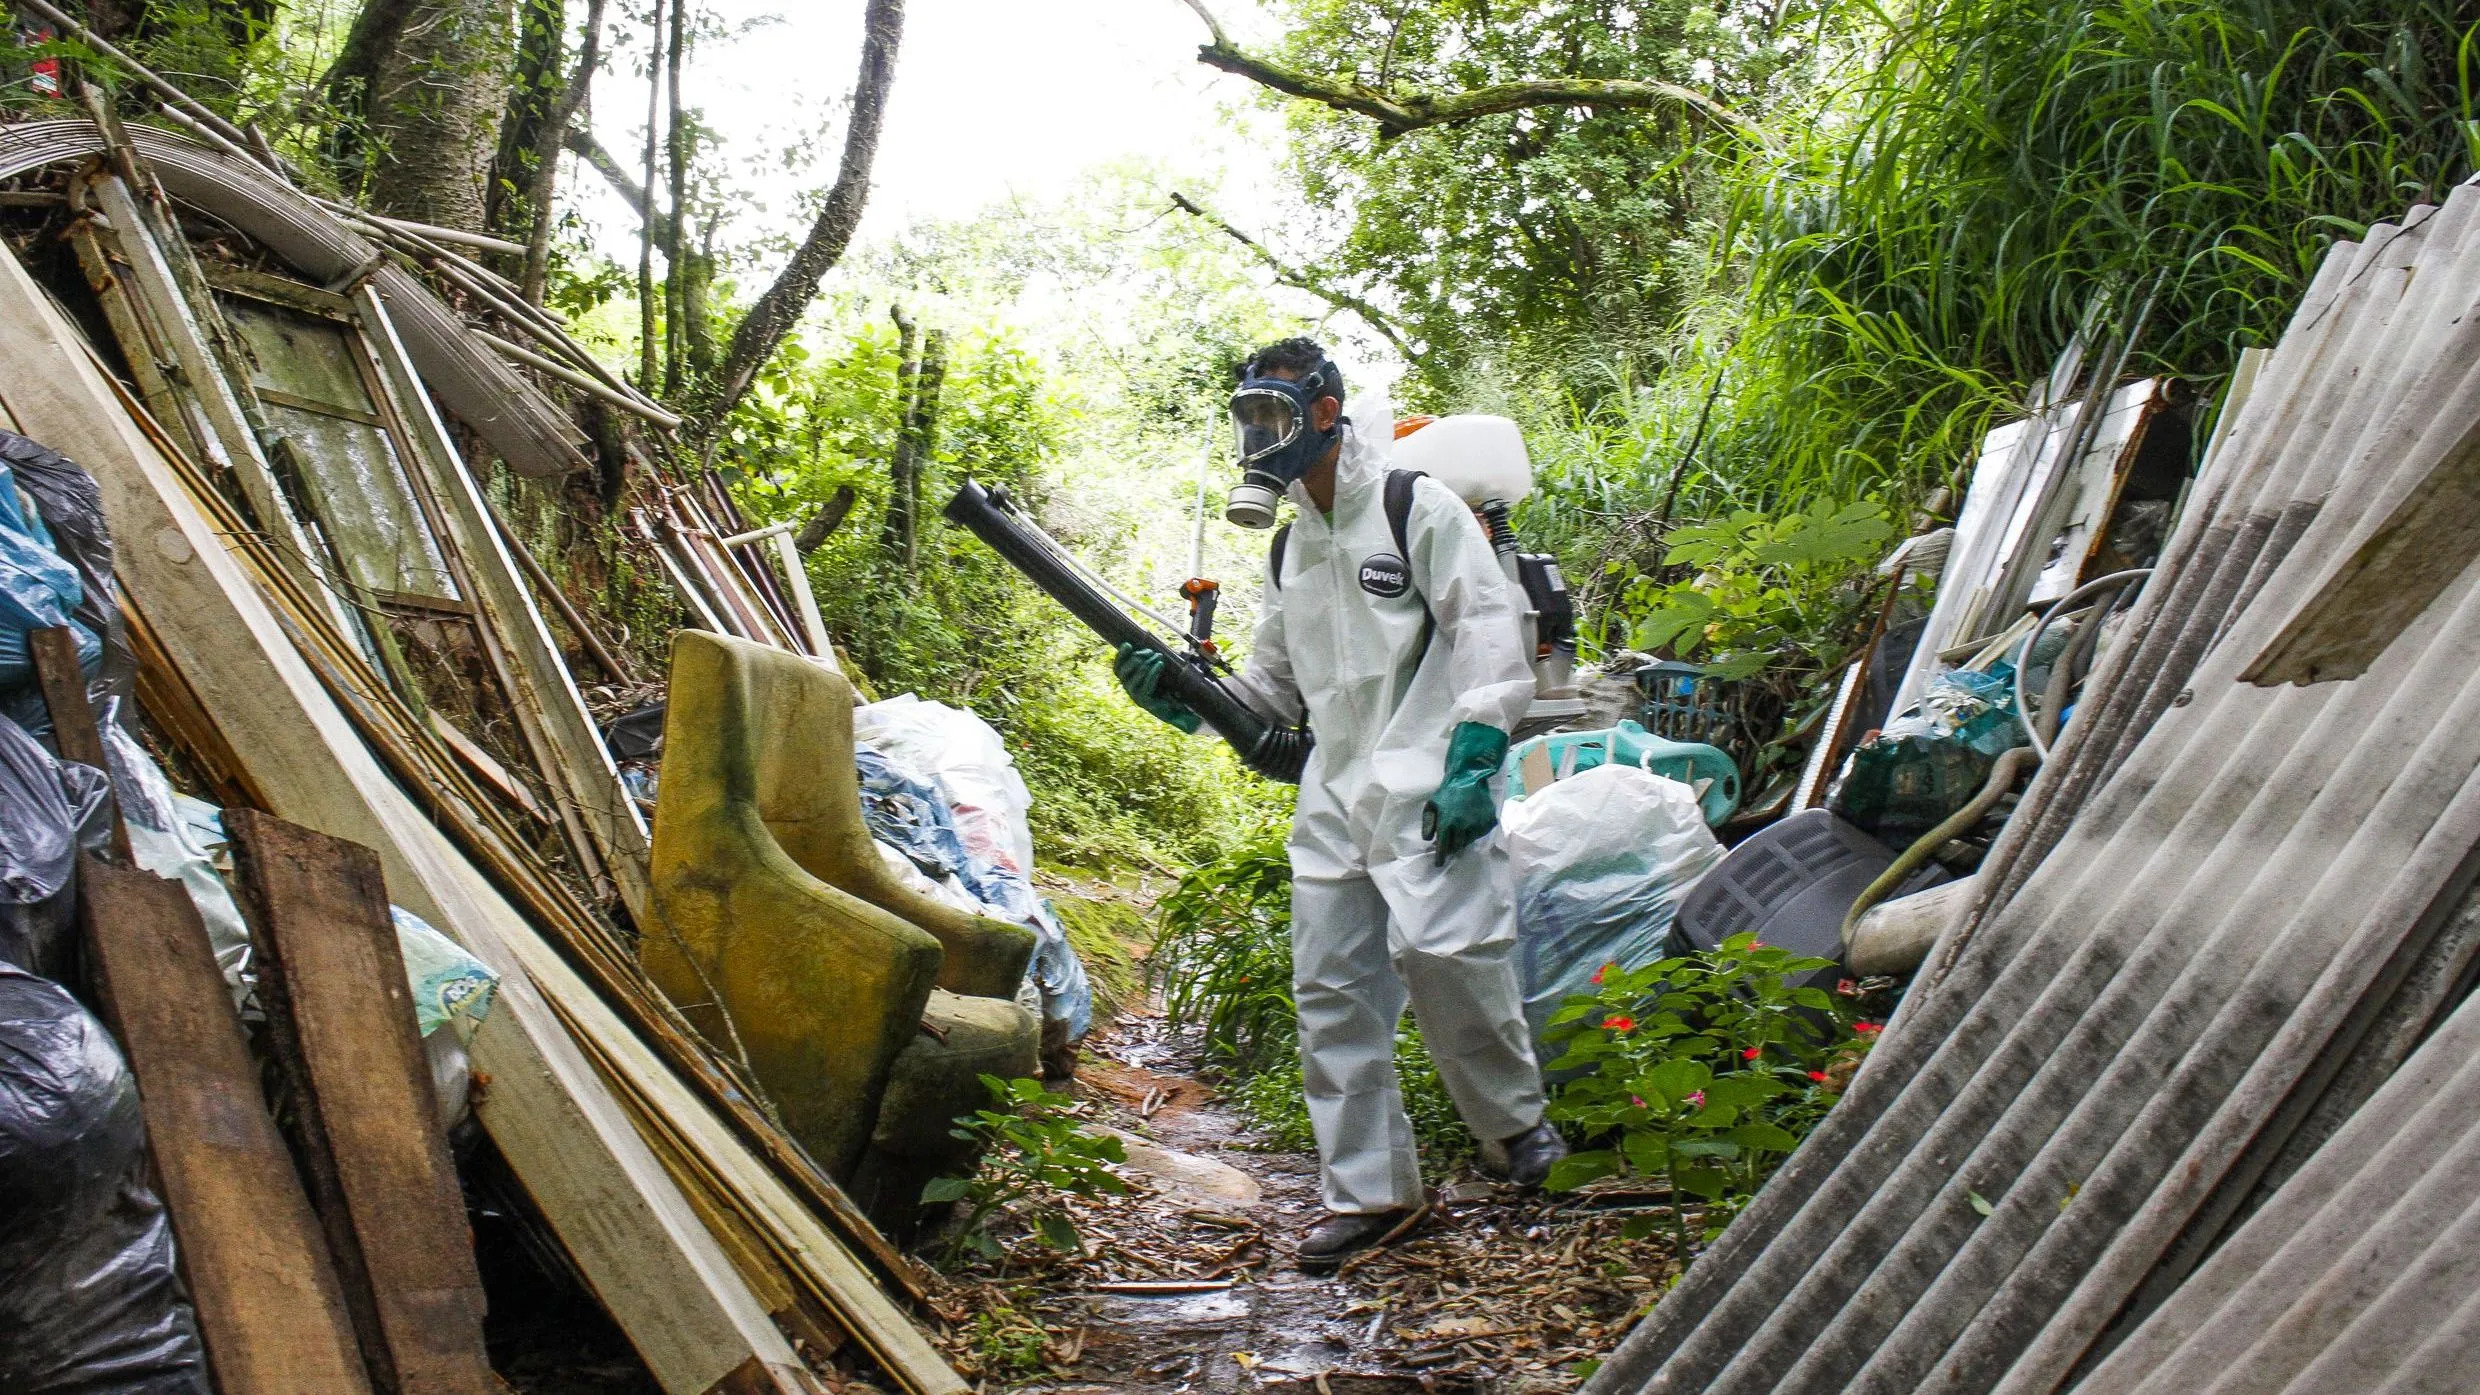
[{"left": 1358, "top": 552, "right": 1410, "bottom": 598}]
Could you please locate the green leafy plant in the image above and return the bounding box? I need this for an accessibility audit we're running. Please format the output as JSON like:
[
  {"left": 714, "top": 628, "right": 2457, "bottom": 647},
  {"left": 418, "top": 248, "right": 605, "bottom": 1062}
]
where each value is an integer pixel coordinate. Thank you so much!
[
  {"left": 962, "top": 1305, "right": 1051, "bottom": 1380},
  {"left": 922, "top": 1076, "right": 1129, "bottom": 1265},
  {"left": 1544, "top": 934, "right": 1875, "bottom": 1254},
  {"left": 1617, "top": 497, "right": 1893, "bottom": 680},
  {"left": 1154, "top": 817, "right": 1300, "bottom": 1075}
]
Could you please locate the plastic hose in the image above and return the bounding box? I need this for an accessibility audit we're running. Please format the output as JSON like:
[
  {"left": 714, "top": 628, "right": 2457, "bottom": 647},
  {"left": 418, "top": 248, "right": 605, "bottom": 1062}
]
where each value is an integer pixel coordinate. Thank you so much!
[
  {"left": 1841, "top": 746, "right": 2040, "bottom": 943},
  {"left": 2013, "top": 568, "right": 2153, "bottom": 762}
]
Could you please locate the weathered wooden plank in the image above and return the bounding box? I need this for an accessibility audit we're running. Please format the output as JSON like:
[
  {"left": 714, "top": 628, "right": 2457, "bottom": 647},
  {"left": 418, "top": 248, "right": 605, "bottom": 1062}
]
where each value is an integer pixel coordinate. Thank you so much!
[
  {"left": 2243, "top": 390, "right": 2480, "bottom": 685},
  {"left": 77, "top": 855, "right": 373, "bottom": 1395},
  {"left": 227, "top": 808, "right": 500, "bottom": 1395},
  {"left": 29, "top": 623, "right": 105, "bottom": 765},
  {"left": 0, "top": 238, "right": 816, "bottom": 1395}
]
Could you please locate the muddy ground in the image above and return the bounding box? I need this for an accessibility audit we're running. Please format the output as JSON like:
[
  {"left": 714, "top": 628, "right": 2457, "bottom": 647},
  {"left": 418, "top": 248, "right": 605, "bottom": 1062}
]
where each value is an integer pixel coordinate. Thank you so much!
[{"left": 916, "top": 1008, "right": 1684, "bottom": 1394}]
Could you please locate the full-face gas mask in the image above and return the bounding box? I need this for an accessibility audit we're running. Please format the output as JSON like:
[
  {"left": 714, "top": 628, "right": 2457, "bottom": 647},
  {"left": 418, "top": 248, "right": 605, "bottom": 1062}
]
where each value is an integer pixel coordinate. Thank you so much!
[{"left": 1225, "top": 357, "right": 1345, "bottom": 530}]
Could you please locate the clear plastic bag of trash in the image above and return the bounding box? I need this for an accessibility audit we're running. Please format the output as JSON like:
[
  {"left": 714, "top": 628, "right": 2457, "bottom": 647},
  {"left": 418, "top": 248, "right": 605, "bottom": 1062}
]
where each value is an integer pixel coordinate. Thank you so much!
[
  {"left": 0, "top": 962, "right": 209, "bottom": 1393},
  {"left": 0, "top": 711, "right": 112, "bottom": 985},
  {"left": 853, "top": 694, "right": 1034, "bottom": 877},
  {"left": 852, "top": 696, "right": 1091, "bottom": 1037},
  {"left": 1500, "top": 763, "right": 1726, "bottom": 1057}
]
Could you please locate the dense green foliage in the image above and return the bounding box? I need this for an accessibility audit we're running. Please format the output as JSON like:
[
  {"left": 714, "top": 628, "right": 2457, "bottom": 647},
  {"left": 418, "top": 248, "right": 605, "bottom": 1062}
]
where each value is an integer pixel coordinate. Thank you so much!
[
  {"left": 923, "top": 1075, "right": 1129, "bottom": 1265},
  {"left": 1267, "top": 0, "right": 2480, "bottom": 681},
  {"left": 1271, "top": 0, "right": 1842, "bottom": 379},
  {"left": 1544, "top": 936, "right": 1871, "bottom": 1245}
]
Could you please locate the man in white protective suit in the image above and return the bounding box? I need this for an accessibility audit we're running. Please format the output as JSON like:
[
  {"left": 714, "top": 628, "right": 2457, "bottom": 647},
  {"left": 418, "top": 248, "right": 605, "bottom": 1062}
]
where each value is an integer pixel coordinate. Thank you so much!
[{"left": 1113, "top": 337, "right": 1566, "bottom": 1270}]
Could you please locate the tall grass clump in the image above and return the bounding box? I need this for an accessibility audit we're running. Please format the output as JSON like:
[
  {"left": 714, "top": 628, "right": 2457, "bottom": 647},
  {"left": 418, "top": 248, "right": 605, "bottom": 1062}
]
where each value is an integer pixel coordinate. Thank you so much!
[{"left": 1522, "top": 0, "right": 2479, "bottom": 657}]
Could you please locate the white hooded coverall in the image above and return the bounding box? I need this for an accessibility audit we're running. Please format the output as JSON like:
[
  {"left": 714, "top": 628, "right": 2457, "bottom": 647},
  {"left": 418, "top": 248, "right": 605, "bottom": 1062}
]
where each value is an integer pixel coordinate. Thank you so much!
[{"left": 1223, "top": 421, "right": 1545, "bottom": 1213}]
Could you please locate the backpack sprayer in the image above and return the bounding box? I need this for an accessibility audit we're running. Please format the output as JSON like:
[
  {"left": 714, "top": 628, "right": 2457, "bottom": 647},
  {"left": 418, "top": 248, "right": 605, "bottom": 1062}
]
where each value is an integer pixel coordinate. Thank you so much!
[
  {"left": 1391, "top": 414, "right": 1587, "bottom": 727},
  {"left": 942, "top": 479, "right": 1313, "bottom": 782}
]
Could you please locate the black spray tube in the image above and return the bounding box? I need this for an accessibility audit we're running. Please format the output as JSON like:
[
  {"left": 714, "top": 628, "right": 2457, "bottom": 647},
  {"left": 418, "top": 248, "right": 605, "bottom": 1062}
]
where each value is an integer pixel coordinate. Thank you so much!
[{"left": 942, "top": 479, "right": 1310, "bottom": 782}]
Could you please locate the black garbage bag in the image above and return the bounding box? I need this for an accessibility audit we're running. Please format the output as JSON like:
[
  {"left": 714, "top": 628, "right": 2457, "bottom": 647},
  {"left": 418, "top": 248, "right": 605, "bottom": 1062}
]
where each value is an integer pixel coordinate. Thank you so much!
[
  {"left": 0, "top": 962, "right": 208, "bottom": 1394},
  {"left": 0, "top": 430, "right": 133, "bottom": 742},
  {"left": 0, "top": 710, "right": 113, "bottom": 985}
]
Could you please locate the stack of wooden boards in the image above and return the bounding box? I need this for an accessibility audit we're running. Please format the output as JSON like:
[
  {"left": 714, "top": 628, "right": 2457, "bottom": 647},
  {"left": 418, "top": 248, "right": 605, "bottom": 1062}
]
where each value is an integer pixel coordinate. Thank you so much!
[{"left": 0, "top": 109, "right": 964, "bottom": 1395}]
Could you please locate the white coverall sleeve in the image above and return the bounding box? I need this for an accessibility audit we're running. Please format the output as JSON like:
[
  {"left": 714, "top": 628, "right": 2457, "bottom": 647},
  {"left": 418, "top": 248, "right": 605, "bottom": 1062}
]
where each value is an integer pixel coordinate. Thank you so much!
[
  {"left": 1406, "top": 479, "right": 1535, "bottom": 732},
  {"left": 1221, "top": 549, "right": 1306, "bottom": 727}
]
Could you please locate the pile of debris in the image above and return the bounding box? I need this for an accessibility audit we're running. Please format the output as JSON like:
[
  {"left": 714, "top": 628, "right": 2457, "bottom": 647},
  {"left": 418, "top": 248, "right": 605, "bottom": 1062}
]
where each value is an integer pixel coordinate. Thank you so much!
[
  {"left": 1583, "top": 179, "right": 2480, "bottom": 1394},
  {"left": 0, "top": 97, "right": 977, "bottom": 1395}
]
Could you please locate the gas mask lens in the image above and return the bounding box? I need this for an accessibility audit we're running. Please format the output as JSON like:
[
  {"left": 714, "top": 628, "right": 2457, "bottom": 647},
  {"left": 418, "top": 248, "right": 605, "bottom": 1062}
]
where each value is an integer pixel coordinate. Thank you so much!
[{"left": 1230, "top": 387, "right": 1304, "bottom": 466}]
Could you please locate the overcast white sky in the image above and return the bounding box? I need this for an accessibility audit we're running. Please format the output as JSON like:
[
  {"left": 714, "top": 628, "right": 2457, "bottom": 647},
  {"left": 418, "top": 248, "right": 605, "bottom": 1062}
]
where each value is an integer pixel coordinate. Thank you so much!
[{"left": 578, "top": 0, "right": 1289, "bottom": 261}]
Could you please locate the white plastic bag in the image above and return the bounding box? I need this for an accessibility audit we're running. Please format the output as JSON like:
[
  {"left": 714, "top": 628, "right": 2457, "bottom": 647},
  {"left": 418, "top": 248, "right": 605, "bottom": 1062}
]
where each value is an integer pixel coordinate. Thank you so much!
[
  {"left": 853, "top": 694, "right": 1034, "bottom": 877},
  {"left": 101, "top": 719, "right": 252, "bottom": 1006},
  {"left": 853, "top": 695, "right": 1092, "bottom": 1037},
  {"left": 1500, "top": 763, "right": 1725, "bottom": 1054},
  {"left": 872, "top": 838, "right": 987, "bottom": 917}
]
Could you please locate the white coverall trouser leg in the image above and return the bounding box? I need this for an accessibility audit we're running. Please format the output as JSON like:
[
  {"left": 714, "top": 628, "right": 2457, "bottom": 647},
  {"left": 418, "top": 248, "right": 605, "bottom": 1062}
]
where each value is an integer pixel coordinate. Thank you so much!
[{"left": 1291, "top": 836, "right": 1545, "bottom": 1214}]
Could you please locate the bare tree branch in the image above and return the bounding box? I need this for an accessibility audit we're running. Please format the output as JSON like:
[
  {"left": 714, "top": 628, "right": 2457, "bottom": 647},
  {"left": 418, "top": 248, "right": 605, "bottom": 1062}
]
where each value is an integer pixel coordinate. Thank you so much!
[
  {"left": 794, "top": 484, "right": 856, "bottom": 553},
  {"left": 1170, "top": 191, "right": 1431, "bottom": 371},
  {"left": 560, "top": 126, "right": 677, "bottom": 241},
  {"left": 689, "top": 0, "right": 902, "bottom": 431},
  {"left": 1173, "top": 0, "right": 1749, "bottom": 140}
]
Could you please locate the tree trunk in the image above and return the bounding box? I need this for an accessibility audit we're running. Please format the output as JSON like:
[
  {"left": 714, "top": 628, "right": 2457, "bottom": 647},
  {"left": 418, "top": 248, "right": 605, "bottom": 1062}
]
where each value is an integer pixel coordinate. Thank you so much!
[
  {"left": 661, "top": 0, "right": 689, "bottom": 396},
  {"left": 689, "top": 0, "right": 901, "bottom": 432},
  {"left": 879, "top": 304, "right": 921, "bottom": 563},
  {"left": 485, "top": 0, "right": 565, "bottom": 245},
  {"left": 521, "top": 0, "right": 606, "bottom": 303},
  {"left": 881, "top": 314, "right": 943, "bottom": 573},
  {"left": 365, "top": 0, "right": 521, "bottom": 232},
  {"left": 636, "top": 0, "right": 663, "bottom": 388}
]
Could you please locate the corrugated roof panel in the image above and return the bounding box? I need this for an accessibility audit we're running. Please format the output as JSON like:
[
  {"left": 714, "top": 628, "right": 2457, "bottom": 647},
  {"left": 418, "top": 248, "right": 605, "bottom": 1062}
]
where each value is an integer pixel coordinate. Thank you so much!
[{"left": 1589, "top": 179, "right": 2480, "bottom": 1395}]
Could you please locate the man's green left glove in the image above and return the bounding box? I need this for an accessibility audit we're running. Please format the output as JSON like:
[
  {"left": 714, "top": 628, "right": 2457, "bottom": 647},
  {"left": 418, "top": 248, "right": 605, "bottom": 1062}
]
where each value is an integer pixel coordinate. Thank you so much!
[
  {"left": 1422, "top": 721, "right": 1510, "bottom": 865},
  {"left": 1114, "top": 642, "right": 1202, "bottom": 734}
]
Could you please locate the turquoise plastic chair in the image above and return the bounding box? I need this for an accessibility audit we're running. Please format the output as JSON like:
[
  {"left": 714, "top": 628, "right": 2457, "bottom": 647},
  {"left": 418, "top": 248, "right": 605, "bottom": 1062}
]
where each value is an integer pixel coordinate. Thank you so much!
[{"left": 1505, "top": 720, "right": 1741, "bottom": 825}]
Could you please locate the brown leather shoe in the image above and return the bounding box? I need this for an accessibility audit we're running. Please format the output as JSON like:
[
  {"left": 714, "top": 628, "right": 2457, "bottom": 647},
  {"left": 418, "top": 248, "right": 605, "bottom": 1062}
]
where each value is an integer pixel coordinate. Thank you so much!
[{"left": 1297, "top": 1204, "right": 1428, "bottom": 1274}]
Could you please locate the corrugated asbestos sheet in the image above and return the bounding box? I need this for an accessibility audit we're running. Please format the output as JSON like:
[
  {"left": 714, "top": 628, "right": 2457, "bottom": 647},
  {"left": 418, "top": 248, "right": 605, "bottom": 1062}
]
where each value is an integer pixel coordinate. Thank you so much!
[{"left": 1584, "top": 179, "right": 2480, "bottom": 1395}]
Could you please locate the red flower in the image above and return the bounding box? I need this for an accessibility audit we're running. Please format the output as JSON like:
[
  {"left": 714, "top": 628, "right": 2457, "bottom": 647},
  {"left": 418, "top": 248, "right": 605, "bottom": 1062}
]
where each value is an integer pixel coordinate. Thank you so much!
[
  {"left": 1602, "top": 1014, "right": 1637, "bottom": 1032},
  {"left": 1742, "top": 1046, "right": 1762, "bottom": 1061},
  {"left": 1854, "top": 1022, "right": 1882, "bottom": 1036},
  {"left": 1836, "top": 978, "right": 1860, "bottom": 996},
  {"left": 1685, "top": 1091, "right": 1706, "bottom": 1110},
  {"left": 1591, "top": 962, "right": 1613, "bottom": 985},
  {"left": 1808, "top": 1070, "right": 1830, "bottom": 1083},
  {"left": 1631, "top": 1095, "right": 1648, "bottom": 1109}
]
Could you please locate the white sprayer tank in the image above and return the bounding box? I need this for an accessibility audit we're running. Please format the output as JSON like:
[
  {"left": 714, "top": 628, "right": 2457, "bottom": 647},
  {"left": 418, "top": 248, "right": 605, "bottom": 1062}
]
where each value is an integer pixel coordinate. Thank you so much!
[
  {"left": 1390, "top": 413, "right": 1534, "bottom": 506},
  {"left": 1389, "top": 414, "right": 1582, "bottom": 727}
]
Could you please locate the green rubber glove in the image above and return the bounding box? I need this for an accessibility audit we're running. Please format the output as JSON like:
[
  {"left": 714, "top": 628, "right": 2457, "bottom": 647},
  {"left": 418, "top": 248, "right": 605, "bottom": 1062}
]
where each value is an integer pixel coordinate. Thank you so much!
[
  {"left": 1114, "top": 642, "right": 1201, "bottom": 734},
  {"left": 1422, "top": 721, "right": 1510, "bottom": 864}
]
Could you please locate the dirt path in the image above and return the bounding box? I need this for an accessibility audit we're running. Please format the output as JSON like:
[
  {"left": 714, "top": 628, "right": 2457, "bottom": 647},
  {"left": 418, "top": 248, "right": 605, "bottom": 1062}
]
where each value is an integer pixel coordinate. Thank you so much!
[{"left": 917, "top": 1010, "right": 1682, "bottom": 1394}]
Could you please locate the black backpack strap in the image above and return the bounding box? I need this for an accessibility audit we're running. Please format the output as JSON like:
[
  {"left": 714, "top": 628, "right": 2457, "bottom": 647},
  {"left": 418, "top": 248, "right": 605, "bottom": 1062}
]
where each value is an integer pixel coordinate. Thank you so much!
[
  {"left": 1268, "top": 522, "right": 1291, "bottom": 591},
  {"left": 1385, "top": 469, "right": 1437, "bottom": 661},
  {"left": 1384, "top": 469, "right": 1422, "bottom": 561}
]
